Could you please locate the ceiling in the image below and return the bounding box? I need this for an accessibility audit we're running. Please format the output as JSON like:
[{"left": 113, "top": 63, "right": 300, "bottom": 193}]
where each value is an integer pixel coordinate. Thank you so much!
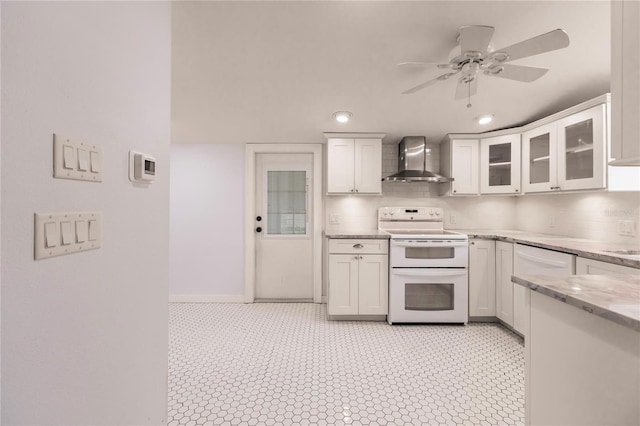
[{"left": 171, "top": 1, "right": 611, "bottom": 145}]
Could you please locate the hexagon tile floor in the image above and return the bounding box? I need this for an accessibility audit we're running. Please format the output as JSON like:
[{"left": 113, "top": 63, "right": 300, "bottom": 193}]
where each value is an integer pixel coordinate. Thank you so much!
[{"left": 168, "top": 303, "right": 524, "bottom": 426}]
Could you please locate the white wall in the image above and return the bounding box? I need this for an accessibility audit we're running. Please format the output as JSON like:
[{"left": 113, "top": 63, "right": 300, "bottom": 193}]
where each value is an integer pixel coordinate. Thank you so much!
[
  {"left": 516, "top": 192, "right": 640, "bottom": 245},
  {"left": 170, "top": 145, "right": 245, "bottom": 300},
  {"left": 1, "top": 2, "right": 171, "bottom": 424}
]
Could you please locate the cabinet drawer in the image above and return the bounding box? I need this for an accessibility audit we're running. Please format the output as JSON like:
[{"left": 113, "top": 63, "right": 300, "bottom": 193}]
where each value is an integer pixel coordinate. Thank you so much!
[{"left": 329, "top": 239, "right": 388, "bottom": 254}]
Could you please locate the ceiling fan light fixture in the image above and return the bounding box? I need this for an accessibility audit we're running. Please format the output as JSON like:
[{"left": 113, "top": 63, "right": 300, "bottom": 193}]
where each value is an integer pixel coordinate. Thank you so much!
[
  {"left": 477, "top": 115, "right": 494, "bottom": 125},
  {"left": 333, "top": 111, "right": 352, "bottom": 123}
]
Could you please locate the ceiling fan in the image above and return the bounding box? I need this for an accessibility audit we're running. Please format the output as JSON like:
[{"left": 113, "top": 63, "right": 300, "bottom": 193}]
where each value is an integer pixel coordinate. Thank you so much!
[{"left": 400, "top": 26, "right": 570, "bottom": 106}]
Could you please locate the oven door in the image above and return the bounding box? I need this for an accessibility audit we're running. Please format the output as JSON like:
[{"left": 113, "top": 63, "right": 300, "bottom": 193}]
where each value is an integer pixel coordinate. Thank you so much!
[
  {"left": 390, "top": 239, "right": 468, "bottom": 268},
  {"left": 388, "top": 268, "right": 468, "bottom": 324}
]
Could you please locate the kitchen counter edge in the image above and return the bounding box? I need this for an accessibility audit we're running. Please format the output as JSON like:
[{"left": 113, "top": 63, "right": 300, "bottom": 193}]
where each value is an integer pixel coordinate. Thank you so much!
[
  {"left": 512, "top": 274, "right": 640, "bottom": 332},
  {"left": 324, "top": 231, "right": 390, "bottom": 239},
  {"left": 458, "top": 230, "right": 639, "bottom": 269}
]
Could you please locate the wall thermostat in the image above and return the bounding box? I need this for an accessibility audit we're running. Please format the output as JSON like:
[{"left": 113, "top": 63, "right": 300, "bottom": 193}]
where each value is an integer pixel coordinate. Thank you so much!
[{"left": 129, "top": 151, "right": 156, "bottom": 183}]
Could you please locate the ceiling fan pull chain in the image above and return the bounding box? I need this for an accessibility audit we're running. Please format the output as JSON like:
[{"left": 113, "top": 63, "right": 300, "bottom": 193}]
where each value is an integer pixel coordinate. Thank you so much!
[{"left": 467, "top": 81, "right": 472, "bottom": 108}]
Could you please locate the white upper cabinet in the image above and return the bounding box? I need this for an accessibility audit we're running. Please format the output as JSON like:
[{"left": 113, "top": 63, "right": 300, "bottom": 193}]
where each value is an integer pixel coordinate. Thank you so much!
[
  {"left": 353, "top": 139, "right": 382, "bottom": 194},
  {"left": 480, "top": 134, "right": 521, "bottom": 194},
  {"left": 451, "top": 140, "right": 479, "bottom": 195},
  {"left": 440, "top": 137, "right": 479, "bottom": 196},
  {"left": 611, "top": 0, "right": 640, "bottom": 165},
  {"left": 522, "top": 104, "right": 606, "bottom": 193},
  {"left": 326, "top": 135, "right": 383, "bottom": 194},
  {"left": 557, "top": 105, "right": 606, "bottom": 191},
  {"left": 522, "top": 122, "right": 557, "bottom": 193},
  {"left": 327, "top": 138, "right": 355, "bottom": 193}
]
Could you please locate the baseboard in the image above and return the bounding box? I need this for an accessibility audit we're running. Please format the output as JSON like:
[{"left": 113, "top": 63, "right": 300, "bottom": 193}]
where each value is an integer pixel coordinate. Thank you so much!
[{"left": 169, "top": 294, "right": 245, "bottom": 303}]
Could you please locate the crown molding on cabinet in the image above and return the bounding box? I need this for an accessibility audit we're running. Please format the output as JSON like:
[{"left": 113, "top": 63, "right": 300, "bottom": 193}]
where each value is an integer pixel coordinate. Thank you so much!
[
  {"left": 445, "top": 94, "right": 611, "bottom": 141},
  {"left": 324, "top": 132, "right": 387, "bottom": 140}
]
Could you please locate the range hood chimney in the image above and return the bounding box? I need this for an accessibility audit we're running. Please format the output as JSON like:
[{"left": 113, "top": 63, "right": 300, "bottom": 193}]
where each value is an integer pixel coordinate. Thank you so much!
[{"left": 383, "top": 136, "right": 453, "bottom": 183}]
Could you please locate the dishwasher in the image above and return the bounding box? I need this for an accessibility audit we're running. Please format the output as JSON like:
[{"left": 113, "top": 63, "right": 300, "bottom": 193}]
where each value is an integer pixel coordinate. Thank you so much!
[{"left": 512, "top": 243, "right": 576, "bottom": 334}]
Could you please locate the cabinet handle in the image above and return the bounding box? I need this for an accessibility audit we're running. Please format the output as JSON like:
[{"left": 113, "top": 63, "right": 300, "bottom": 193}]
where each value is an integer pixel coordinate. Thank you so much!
[
  {"left": 453, "top": 190, "right": 457, "bottom": 193},
  {"left": 515, "top": 189, "right": 519, "bottom": 193},
  {"left": 350, "top": 189, "right": 354, "bottom": 192},
  {"left": 355, "top": 189, "right": 359, "bottom": 192},
  {"left": 360, "top": 256, "right": 363, "bottom": 260},
  {"left": 353, "top": 256, "right": 358, "bottom": 260},
  {"left": 471, "top": 241, "right": 475, "bottom": 245},
  {"left": 353, "top": 243, "right": 364, "bottom": 249}
]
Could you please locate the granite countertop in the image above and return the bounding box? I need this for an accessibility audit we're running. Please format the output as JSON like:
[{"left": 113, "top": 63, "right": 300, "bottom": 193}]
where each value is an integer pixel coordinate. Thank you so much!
[
  {"left": 512, "top": 274, "right": 640, "bottom": 332},
  {"left": 324, "top": 230, "right": 390, "bottom": 239},
  {"left": 454, "top": 229, "right": 640, "bottom": 269}
]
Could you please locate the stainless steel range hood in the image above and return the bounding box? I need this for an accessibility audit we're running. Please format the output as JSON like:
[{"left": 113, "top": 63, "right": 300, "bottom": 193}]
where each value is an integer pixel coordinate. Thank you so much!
[{"left": 383, "top": 136, "right": 453, "bottom": 183}]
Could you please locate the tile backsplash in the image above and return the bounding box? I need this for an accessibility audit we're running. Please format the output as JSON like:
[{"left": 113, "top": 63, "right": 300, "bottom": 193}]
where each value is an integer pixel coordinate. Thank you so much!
[{"left": 515, "top": 192, "right": 640, "bottom": 245}]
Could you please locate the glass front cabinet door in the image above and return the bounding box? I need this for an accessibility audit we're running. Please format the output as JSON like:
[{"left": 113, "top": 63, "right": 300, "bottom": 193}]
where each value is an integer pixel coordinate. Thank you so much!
[
  {"left": 480, "top": 134, "right": 521, "bottom": 194},
  {"left": 557, "top": 104, "right": 606, "bottom": 191},
  {"left": 522, "top": 104, "right": 606, "bottom": 193},
  {"left": 522, "top": 122, "right": 557, "bottom": 193}
]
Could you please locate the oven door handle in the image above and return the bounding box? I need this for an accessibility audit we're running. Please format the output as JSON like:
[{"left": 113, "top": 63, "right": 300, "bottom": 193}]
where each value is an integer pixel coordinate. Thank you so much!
[
  {"left": 391, "top": 240, "right": 468, "bottom": 248},
  {"left": 392, "top": 268, "right": 468, "bottom": 277}
]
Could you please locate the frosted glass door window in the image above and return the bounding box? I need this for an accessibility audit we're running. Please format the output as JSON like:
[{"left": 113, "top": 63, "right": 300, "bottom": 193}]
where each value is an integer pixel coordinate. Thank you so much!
[
  {"left": 529, "top": 133, "right": 551, "bottom": 184},
  {"left": 267, "top": 171, "right": 307, "bottom": 235},
  {"left": 564, "top": 119, "right": 594, "bottom": 180},
  {"left": 488, "top": 143, "right": 512, "bottom": 186}
]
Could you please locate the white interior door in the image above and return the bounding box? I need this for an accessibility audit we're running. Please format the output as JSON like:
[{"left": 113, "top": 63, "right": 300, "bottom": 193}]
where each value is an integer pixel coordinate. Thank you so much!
[{"left": 255, "top": 153, "right": 313, "bottom": 300}]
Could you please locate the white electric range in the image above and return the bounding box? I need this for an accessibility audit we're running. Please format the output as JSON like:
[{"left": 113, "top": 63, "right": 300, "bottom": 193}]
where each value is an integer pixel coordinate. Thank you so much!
[{"left": 378, "top": 207, "right": 469, "bottom": 325}]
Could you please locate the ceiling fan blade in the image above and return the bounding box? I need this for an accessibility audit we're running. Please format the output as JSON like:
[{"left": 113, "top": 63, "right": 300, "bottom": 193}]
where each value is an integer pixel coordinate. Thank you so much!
[
  {"left": 398, "top": 62, "right": 442, "bottom": 68},
  {"left": 485, "top": 64, "right": 549, "bottom": 82},
  {"left": 454, "top": 77, "right": 477, "bottom": 100},
  {"left": 493, "top": 29, "right": 570, "bottom": 63},
  {"left": 402, "top": 71, "right": 460, "bottom": 94},
  {"left": 458, "top": 25, "right": 495, "bottom": 55}
]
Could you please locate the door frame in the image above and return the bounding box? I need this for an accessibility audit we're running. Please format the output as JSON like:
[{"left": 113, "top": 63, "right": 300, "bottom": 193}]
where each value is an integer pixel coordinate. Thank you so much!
[{"left": 245, "top": 144, "right": 323, "bottom": 303}]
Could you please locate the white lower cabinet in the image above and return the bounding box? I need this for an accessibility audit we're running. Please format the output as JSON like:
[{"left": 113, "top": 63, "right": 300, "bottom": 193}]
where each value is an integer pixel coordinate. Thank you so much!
[
  {"left": 576, "top": 257, "right": 638, "bottom": 275},
  {"left": 328, "top": 239, "right": 388, "bottom": 316},
  {"left": 469, "top": 239, "right": 496, "bottom": 317},
  {"left": 495, "top": 241, "right": 514, "bottom": 327}
]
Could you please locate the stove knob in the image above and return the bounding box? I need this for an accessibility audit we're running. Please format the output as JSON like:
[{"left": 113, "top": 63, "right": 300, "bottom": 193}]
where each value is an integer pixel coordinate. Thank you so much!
[{"left": 435, "top": 211, "right": 441, "bottom": 216}]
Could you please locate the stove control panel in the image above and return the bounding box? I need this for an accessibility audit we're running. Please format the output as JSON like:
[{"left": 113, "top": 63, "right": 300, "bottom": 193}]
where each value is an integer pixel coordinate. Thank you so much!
[{"left": 379, "top": 207, "right": 443, "bottom": 221}]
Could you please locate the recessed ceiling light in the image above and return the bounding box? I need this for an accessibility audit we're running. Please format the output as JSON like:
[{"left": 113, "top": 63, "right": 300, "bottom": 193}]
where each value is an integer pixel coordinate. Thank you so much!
[
  {"left": 477, "top": 115, "right": 493, "bottom": 125},
  {"left": 333, "top": 111, "right": 352, "bottom": 123}
]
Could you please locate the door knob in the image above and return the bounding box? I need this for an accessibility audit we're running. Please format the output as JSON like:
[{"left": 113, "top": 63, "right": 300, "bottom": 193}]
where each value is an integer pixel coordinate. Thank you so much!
[
  {"left": 256, "top": 216, "right": 262, "bottom": 222},
  {"left": 256, "top": 227, "right": 262, "bottom": 233}
]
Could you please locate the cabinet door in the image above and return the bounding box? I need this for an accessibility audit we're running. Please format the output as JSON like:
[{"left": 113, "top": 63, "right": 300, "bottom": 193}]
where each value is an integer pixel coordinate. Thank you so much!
[
  {"left": 354, "top": 139, "right": 382, "bottom": 194},
  {"left": 327, "top": 139, "right": 355, "bottom": 193},
  {"left": 495, "top": 241, "right": 514, "bottom": 327},
  {"left": 557, "top": 104, "right": 606, "bottom": 191},
  {"left": 480, "top": 135, "right": 521, "bottom": 194},
  {"left": 451, "top": 139, "right": 479, "bottom": 195},
  {"left": 522, "top": 123, "right": 557, "bottom": 193},
  {"left": 611, "top": 0, "right": 640, "bottom": 164},
  {"left": 358, "top": 254, "right": 388, "bottom": 315},
  {"left": 469, "top": 239, "right": 496, "bottom": 317},
  {"left": 328, "top": 254, "right": 359, "bottom": 315},
  {"left": 576, "top": 257, "right": 638, "bottom": 275},
  {"left": 513, "top": 284, "right": 529, "bottom": 335}
]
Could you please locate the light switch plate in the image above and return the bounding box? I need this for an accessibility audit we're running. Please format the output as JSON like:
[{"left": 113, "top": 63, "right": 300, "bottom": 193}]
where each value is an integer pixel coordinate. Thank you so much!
[
  {"left": 53, "top": 134, "right": 103, "bottom": 182},
  {"left": 35, "top": 211, "right": 102, "bottom": 259}
]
